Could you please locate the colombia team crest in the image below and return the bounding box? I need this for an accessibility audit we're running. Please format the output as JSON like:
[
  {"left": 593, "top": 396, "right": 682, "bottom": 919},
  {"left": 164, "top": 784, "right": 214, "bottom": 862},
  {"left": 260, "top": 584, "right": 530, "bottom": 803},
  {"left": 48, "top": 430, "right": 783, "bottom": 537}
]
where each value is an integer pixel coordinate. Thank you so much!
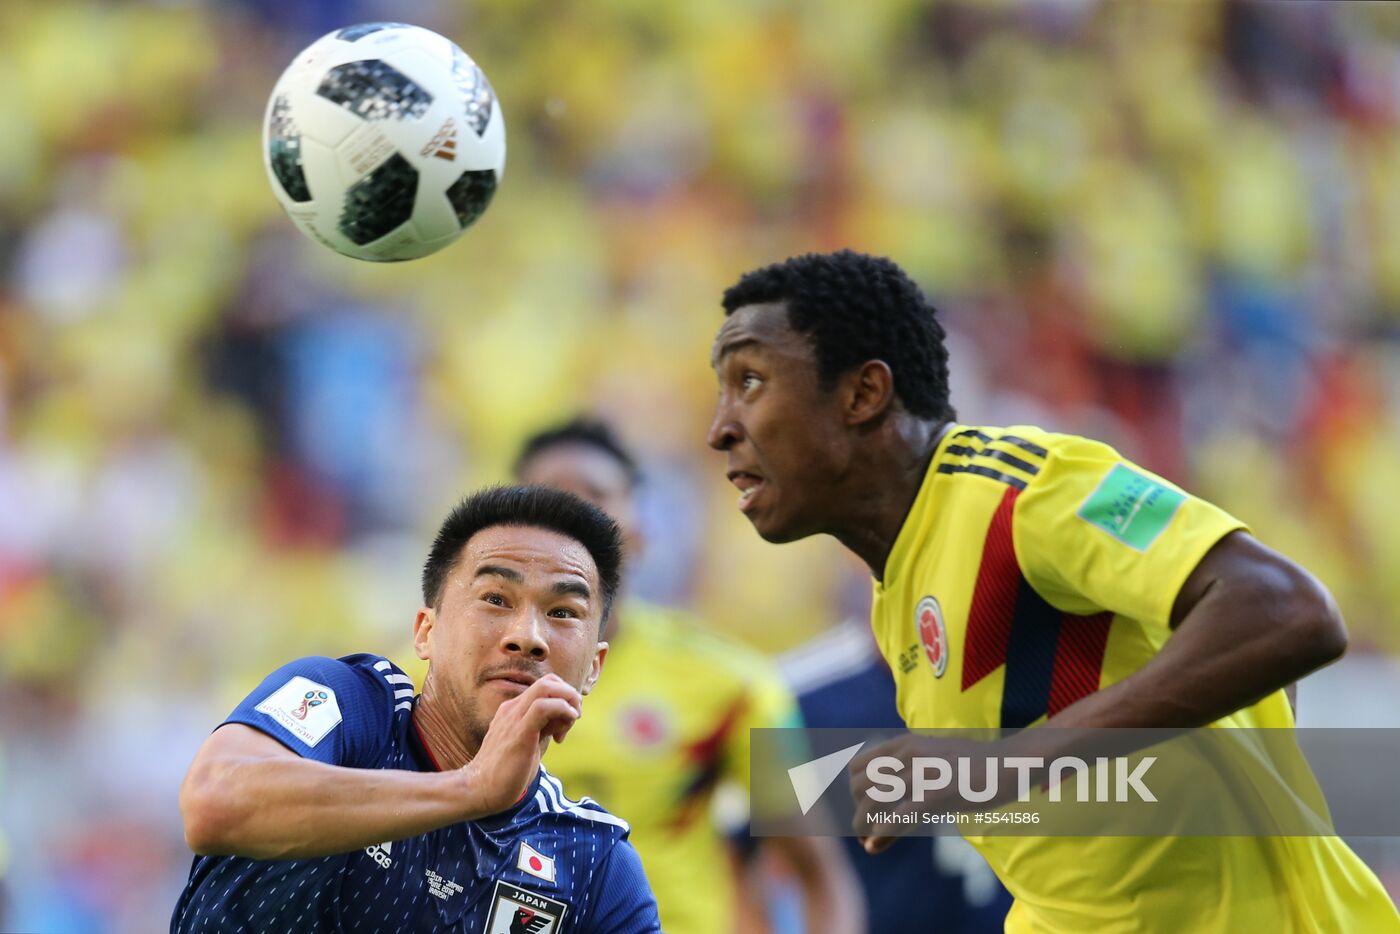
[
  {"left": 916, "top": 595, "right": 949, "bottom": 678},
  {"left": 483, "top": 881, "right": 567, "bottom": 933}
]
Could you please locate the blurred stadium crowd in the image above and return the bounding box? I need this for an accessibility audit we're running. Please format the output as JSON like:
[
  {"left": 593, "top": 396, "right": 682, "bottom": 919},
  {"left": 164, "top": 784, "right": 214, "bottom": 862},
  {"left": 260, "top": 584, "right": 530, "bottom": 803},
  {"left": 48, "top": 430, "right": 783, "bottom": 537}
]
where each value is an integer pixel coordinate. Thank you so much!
[{"left": 2, "top": 0, "right": 1400, "bottom": 930}]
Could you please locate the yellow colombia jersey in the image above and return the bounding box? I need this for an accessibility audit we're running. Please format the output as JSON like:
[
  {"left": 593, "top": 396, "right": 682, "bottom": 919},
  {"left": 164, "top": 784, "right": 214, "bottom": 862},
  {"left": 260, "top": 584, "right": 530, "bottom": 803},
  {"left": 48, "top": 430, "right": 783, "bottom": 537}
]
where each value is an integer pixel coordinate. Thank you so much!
[
  {"left": 872, "top": 424, "right": 1400, "bottom": 934},
  {"left": 542, "top": 601, "right": 802, "bottom": 934}
]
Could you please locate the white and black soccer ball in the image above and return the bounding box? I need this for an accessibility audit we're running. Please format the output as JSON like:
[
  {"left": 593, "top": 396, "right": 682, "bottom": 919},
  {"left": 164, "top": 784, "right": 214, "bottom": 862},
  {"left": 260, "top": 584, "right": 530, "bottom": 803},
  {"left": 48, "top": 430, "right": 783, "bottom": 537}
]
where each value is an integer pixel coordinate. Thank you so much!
[{"left": 263, "top": 22, "right": 506, "bottom": 262}]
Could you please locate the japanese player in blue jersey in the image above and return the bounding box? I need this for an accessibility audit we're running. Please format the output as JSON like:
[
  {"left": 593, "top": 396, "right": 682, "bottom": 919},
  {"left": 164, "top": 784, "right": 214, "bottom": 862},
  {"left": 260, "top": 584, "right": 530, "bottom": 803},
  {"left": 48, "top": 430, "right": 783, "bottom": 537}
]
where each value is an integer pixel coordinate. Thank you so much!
[{"left": 172, "top": 485, "right": 662, "bottom": 933}]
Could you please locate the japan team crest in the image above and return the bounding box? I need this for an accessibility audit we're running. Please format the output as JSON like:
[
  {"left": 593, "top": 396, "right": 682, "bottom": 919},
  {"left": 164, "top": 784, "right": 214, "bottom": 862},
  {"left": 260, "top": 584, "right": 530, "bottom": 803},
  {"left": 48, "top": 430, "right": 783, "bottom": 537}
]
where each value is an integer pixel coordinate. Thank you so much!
[
  {"left": 916, "top": 596, "right": 948, "bottom": 678},
  {"left": 483, "top": 881, "right": 568, "bottom": 933}
]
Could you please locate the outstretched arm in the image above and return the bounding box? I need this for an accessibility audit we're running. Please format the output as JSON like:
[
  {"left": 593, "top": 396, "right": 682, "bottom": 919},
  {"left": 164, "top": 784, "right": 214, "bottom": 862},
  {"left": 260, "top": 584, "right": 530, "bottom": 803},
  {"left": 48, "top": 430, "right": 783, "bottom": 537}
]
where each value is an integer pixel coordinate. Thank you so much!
[
  {"left": 180, "top": 674, "right": 581, "bottom": 859},
  {"left": 180, "top": 724, "right": 476, "bottom": 859}
]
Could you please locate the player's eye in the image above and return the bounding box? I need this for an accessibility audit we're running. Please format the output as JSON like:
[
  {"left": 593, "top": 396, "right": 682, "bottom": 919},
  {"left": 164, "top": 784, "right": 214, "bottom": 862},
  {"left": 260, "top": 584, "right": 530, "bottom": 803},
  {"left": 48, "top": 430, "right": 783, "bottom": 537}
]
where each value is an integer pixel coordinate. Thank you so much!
[
  {"left": 483, "top": 592, "right": 508, "bottom": 607},
  {"left": 741, "top": 372, "right": 762, "bottom": 392},
  {"left": 548, "top": 606, "right": 580, "bottom": 619}
]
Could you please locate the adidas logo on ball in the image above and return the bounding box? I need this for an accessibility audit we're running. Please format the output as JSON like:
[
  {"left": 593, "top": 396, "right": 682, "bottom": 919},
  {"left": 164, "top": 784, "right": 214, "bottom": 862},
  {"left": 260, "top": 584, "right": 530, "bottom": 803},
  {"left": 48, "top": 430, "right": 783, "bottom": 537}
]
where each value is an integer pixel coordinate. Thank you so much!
[{"left": 421, "top": 117, "right": 458, "bottom": 161}]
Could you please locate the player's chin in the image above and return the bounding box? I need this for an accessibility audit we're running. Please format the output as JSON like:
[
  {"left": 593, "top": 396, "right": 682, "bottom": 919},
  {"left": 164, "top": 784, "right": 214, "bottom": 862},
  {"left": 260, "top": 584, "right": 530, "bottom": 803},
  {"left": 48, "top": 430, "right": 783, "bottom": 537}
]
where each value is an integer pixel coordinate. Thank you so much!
[{"left": 748, "top": 502, "right": 810, "bottom": 544}]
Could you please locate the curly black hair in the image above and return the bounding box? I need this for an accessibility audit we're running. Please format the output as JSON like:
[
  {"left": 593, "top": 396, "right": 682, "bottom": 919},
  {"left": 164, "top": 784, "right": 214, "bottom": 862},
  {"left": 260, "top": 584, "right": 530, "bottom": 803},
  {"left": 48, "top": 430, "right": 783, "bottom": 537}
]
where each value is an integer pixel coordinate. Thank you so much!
[
  {"left": 721, "top": 249, "right": 955, "bottom": 422},
  {"left": 421, "top": 485, "right": 624, "bottom": 627},
  {"left": 513, "top": 417, "right": 641, "bottom": 489}
]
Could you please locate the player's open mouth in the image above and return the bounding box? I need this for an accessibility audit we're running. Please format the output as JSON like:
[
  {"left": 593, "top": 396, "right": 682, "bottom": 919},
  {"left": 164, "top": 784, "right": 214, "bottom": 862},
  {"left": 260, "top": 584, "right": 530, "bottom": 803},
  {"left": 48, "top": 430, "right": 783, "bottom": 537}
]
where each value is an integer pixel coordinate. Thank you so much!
[{"left": 728, "top": 471, "right": 766, "bottom": 512}]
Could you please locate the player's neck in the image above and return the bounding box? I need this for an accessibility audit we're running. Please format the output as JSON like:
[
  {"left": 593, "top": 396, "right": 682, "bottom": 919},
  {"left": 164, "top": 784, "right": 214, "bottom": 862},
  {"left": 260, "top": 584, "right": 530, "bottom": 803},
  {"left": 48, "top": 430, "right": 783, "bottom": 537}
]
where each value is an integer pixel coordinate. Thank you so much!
[
  {"left": 412, "top": 681, "right": 478, "bottom": 772},
  {"left": 834, "top": 418, "right": 949, "bottom": 581}
]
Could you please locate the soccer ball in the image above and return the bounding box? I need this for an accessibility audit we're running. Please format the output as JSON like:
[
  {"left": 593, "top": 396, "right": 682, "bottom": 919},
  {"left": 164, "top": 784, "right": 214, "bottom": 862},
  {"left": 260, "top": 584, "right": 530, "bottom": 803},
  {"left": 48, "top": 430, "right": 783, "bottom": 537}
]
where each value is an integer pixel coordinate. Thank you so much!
[{"left": 263, "top": 22, "right": 506, "bottom": 262}]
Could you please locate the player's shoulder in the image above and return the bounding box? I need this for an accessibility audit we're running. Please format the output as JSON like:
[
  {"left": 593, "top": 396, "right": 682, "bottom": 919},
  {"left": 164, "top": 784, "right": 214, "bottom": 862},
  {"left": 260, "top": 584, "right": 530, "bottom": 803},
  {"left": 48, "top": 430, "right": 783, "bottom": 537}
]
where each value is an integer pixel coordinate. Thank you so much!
[
  {"left": 278, "top": 652, "right": 414, "bottom": 702},
  {"left": 339, "top": 653, "right": 418, "bottom": 709},
  {"left": 297, "top": 653, "right": 415, "bottom": 729},
  {"left": 938, "top": 423, "right": 1124, "bottom": 493},
  {"left": 532, "top": 767, "right": 633, "bottom": 841},
  {"left": 228, "top": 653, "right": 413, "bottom": 765}
]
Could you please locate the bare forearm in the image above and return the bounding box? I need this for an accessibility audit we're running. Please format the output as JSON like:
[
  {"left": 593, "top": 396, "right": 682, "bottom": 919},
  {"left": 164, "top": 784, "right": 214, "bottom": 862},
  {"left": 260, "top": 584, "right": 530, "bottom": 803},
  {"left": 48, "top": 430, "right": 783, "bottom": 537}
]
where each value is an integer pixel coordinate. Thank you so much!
[
  {"left": 182, "top": 753, "right": 472, "bottom": 859},
  {"left": 182, "top": 677, "right": 581, "bottom": 861}
]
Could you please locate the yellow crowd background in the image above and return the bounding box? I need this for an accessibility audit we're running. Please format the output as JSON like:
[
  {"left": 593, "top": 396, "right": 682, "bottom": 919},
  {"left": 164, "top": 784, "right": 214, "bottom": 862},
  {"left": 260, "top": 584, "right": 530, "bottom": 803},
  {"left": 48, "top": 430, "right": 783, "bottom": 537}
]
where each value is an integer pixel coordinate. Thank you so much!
[{"left": 1, "top": 1, "right": 1398, "bottom": 929}]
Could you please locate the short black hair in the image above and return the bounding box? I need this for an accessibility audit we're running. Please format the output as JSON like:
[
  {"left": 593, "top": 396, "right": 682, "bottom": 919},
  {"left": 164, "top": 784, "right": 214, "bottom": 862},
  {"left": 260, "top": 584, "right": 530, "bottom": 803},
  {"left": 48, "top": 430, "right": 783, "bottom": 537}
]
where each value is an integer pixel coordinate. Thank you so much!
[
  {"left": 513, "top": 417, "right": 641, "bottom": 489},
  {"left": 721, "top": 249, "right": 955, "bottom": 421},
  {"left": 421, "top": 485, "right": 624, "bottom": 627}
]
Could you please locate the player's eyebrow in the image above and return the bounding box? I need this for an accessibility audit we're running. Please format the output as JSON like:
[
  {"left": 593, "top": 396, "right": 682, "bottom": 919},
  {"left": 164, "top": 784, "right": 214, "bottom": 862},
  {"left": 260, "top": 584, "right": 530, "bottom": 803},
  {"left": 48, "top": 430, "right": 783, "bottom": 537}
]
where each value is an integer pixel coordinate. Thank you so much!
[
  {"left": 552, "top": 578, "right": 592, "bottom": 601},
  {"left": 474, "top": 565, "right": 524, "bottom": 584},
  {"left": 712, "top": 336, "right": 759, "bottom": 370},
  {"left": 476, "top": 565, "right": 591, "bottom": 602}
]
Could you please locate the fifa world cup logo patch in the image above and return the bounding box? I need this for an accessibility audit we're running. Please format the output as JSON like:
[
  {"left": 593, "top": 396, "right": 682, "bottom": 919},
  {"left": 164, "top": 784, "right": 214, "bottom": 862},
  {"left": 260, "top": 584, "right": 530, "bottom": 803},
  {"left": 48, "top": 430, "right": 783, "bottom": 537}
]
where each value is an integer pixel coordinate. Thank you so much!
[
  {"left": 293, "top": 690, "right": 330, "bottom": 720},
  {"left": 916, "top": 596, "right": 949, "bottom": 678},
  {"left": 255, "top": 676, "right": 342, "bottom": 747}
]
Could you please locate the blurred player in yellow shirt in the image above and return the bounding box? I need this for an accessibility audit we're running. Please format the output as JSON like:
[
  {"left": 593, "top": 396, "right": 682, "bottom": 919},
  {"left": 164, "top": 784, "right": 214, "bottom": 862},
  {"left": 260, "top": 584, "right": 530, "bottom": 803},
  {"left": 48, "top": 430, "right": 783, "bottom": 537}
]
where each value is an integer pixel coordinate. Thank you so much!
[
  {"left": 513, "top": 417, "right": 863, "bottom": 934},
  {"left": 705, "top": 249, "right": 1400, "bottom": 933}
]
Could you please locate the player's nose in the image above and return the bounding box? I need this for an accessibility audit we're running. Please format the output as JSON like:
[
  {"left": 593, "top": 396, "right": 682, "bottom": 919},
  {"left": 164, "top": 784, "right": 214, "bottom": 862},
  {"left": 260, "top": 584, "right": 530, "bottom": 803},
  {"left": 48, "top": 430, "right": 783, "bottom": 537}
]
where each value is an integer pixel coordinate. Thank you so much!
[
  {"left": 706, "top": 404, "right": 741, "bottom": 452},
  {"left": 501, "top": 608, "right": 549, "bottom": 660}
]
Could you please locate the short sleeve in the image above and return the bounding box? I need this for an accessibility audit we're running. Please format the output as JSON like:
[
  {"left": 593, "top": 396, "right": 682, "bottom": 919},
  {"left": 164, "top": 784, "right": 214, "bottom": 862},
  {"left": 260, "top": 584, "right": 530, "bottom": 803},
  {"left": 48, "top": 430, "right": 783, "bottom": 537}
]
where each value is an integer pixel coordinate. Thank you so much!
[
  {"left": 1013, "top": 435, "right": 1248, "bottom": 628},
  {"left": 221, "top": 656, "right": 387, "bottom": 767},
  {"left": 582, "top": 840, "right": 662, "bottom": 933},
  {"left": 724, "top": 665, "right": 804, "bottom": 795}
]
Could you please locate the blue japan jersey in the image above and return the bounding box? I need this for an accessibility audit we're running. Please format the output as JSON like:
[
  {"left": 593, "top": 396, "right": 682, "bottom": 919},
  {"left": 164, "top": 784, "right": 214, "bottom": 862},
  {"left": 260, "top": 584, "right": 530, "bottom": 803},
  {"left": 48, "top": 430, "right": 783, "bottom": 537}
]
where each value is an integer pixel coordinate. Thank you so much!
[{"left": 172, "top": 654, "right": 661, "bottom": 933}]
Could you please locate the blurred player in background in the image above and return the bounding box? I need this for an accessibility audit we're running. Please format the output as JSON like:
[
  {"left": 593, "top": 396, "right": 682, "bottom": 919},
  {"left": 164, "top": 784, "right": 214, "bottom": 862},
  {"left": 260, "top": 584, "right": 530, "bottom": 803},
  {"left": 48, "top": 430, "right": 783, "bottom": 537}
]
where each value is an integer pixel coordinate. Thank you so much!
[
  {"left": 778, "top": 616, "right": 1012, "bottom": 932},
  {"left": 513, "top": 417, "right": 864, "bottom": 934},
  {"left": 707, "top": 249, "right": 1400, "bottom": 932},
  {"left": 173, "top": 486, "right": 661, "bottom": 932}
]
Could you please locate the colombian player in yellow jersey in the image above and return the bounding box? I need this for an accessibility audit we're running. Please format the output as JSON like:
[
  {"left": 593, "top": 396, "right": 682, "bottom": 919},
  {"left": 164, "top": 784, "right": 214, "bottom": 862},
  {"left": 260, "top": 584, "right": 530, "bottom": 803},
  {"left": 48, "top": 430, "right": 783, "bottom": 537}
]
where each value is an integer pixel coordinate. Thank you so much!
[
  {"left": 705, "top": 249, "right": 1400, "bottom": 933},
  {"left": 513, "top": 418, "right": 864, "bottom": 934}
]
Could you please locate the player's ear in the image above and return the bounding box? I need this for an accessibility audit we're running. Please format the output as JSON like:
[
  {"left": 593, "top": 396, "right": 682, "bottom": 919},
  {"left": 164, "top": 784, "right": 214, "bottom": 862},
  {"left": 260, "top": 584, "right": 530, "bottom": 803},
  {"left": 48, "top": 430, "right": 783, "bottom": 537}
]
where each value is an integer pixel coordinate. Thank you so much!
[
  {"left": 582, "top": 642, "right": 608, "bottom": 695},
  {"left": 413, "top": 607, "right": 436, "bottom": 661},
  {"left": 845, "top": 359, "right": 895, "bottom": 426}
]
